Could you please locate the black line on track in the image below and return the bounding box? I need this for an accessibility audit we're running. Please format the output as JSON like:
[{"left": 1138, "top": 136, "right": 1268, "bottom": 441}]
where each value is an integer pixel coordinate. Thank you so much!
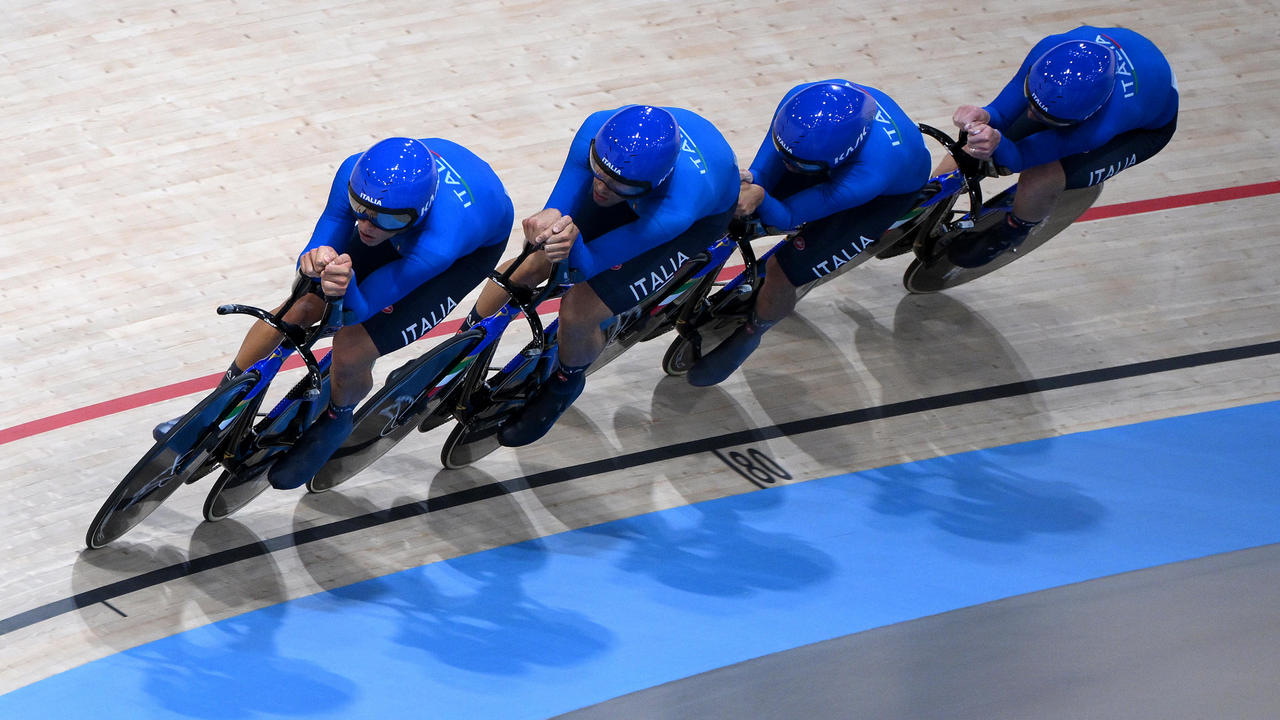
[
  {"left": 100, "top": 600, "right": 127, "bottom": 618},
  {"left": 4, "top": 339, "right": 1279, "bottom": 637}
]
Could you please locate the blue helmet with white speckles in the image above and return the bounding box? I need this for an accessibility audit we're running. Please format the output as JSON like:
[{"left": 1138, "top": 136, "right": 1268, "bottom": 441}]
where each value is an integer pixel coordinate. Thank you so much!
[
  {"left": 589, "top": 106, "right": 681, "bottom": 196},
  {"left": 1024, "top": 41, "right": 1117, "bottom": 126},
  {"left": 771, "top": 82, "right": 877, "bottom": 173},
  {"left": 347, "top": 137, "right": 439, "bottom": 231}
]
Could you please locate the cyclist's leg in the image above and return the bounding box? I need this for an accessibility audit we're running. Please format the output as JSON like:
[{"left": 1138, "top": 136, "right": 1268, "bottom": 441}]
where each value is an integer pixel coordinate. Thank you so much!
[
  {"left": 154, "top": 242, "right": 397, "bottom": 439},
  {"left": 950, "top": 116, "right": 1177, "bottom": 268},
  {"left": 470, "top": 249, "right": 553, "bottom": 321},
  {"left": 690, "top": 192, "right": 918, "bottom": 386},
  {"left": 152, "top": 294, "right": 327, "bottom": 441},
  {"left": 495, "top": 281, "right": 608, "bottom": 448}
]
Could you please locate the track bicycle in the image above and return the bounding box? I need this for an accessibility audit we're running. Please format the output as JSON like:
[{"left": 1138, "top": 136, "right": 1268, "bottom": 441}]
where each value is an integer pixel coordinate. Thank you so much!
[
  {"left": 85, "top": 274, "right": 342, "bottom": 548},
  {"left": 436, "top": 230, "right": 744, "bottom": 469},
  {"left": 660, "top": 123, "right": 1104, "bottom": 375},
  {"left": 305, "top": 243, "right": 564, "bottom": 493}
]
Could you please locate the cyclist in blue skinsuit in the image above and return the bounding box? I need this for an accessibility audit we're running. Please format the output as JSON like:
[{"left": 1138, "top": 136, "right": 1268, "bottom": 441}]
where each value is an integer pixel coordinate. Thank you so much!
[
  {"left": 687, "top": 80, "right": 932, "bottom": 386},
  {"left": 943, "top": 26, "right": 1178, "bottom": 267},
  {"left": 465, "top": 104, "right": 739, "bottom": 446},
  {"left": 154, "top": 137, "right": 514, "bottom": 489}
]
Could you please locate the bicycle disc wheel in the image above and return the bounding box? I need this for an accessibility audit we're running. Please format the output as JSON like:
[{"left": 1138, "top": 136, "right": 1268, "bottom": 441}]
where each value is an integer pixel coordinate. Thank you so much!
[
  {"left": 418, "top": 339, "right": 498, "bottom": 435},
  {"left": 440, "top": 419, "right": 506, "bottom": 469},
  {"left": 659, "top": 312, "right": 744, "bottom": 377},
  {"left": 903, "top": 184, "right": 1103, "bottom": 293},
  {"left": 307, "top": 331, "right": 484, "bottom": 493},
  {"left": 203, "top": 375, "right": 330, "bottom": 521},
  {"left": 438, "top": 348, "right": 545, "bottom": 468},
  {"left": 85, "top": 373, "right": 259, "bottom": 549}
]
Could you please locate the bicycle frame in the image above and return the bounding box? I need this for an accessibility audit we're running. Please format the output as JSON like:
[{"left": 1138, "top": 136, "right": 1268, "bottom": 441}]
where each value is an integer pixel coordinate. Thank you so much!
[
  {"left": 86, "top": 275, "right": 344, "bottom": 546},
  {"left": 216, "top": 277, "right": 343, "bottom": 457},
  {"left": 441, "top": 229, "right": 744, "bottom": 461}
]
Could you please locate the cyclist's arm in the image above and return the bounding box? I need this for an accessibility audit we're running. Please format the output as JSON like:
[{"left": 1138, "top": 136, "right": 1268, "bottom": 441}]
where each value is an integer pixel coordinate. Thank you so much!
[
  {"left": 339, "top": 244, "right": 459, "bottom": 324},
  {"left": 544, "top": 111, "right": 611, "bottom": 212},
  {"left": 754, "top": 164, "right": 887, "bottom": 231},
  {"left": 992, "top": 123, "right": 1110, "bottom": 173},
  {"left": 566, "top": 209, "right": 687, "bottom": 279},
  {"left": 301, "top": 153, "right": 363, "bottom": 256},
  {"left": 983, "top": 36, "right": 1058, "bottom": 130},
  {"left": 746, "top": 132, "right": 787, "bottom": 190}
]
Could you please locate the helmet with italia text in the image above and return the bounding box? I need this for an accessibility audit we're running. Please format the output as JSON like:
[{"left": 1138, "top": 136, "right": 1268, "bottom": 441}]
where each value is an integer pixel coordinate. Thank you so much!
[
  {"left": 589, "top": 105, "right": 682, "bottom": 196},
  {"left": 771, "top": 82, "right": 877, "bottom": 173},
  {"left": 347, "top": 137, "right": 439, "bottom": 231},
  {"left": 1024, "top": 40, "right": 1117, "bottom": 126}
]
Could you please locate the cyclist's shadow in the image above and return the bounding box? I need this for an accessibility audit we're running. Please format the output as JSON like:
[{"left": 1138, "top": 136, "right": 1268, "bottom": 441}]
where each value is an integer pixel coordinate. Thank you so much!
[
  {"left": 738, "top": 312, "right": 880, "bottom": 472},
  {"left": 555, "top": 378, "right": 839, "bottom": 600},
  {"left": 293, "top": 465, "right": 613, "bottom": 676},
  {"left": 71, "top": 520, "right": 357, "bottom": 717},
  {"left": 836, "top": 292, "right": 1105, "bottom": 541},
  {"left": 840, "top": 291, "right": 1047, "bottom": 452}
]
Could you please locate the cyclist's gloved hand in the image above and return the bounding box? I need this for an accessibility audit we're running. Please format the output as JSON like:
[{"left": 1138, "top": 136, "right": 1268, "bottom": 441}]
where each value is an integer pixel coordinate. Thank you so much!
[
  {"left": 951, "top": 105, "right": 991, "bottom": 130},
  {"left": 961, "top": 123, "right": 1001, "bottom": 160}
]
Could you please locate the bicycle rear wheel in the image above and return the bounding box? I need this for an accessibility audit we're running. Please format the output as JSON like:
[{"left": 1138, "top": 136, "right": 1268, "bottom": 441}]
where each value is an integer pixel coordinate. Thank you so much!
[
  {"left": 307, "top": 330, "right": 484, "bottom": 493},
  {"left": 903, "top": 184, "right": 1103, "bottom": 293},
  {"left": 439, "top": 349, "right": 545, "bottom": 469},
  {"left": 203, "top": 375, "right": 330, "bottom": 521},
  {"left": 440, "top": 419, "right": 505, "bottom": 470},
  {"left": 85, "top": 373, "right": 259, "bottom": 549},
  {"left": 660, "top": 276, "right": 756, "bottom": 377}
]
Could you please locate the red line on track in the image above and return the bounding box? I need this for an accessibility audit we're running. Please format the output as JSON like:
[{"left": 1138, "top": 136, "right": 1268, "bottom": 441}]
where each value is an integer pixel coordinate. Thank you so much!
[
  {"left": 1077, "top": 180, "right": 1280, "bottom": 221},
  {"left": 3, "top": 180, "right": 1276, "bottom": 447}
]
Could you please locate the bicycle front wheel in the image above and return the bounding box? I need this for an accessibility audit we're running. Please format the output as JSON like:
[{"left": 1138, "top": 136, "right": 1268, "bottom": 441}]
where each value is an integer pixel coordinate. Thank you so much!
[
  {"left": 85, "top": 373, "right": 259, "bottom": 549},
  {"left": 308, "top": 330, "right": 484, "bottom": 493}
]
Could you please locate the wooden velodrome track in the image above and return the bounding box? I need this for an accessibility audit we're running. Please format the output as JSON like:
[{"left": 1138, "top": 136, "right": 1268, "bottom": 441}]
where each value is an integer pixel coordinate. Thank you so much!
[{"left": 2, "top": 0, "right": 1278, "bottom": 704}]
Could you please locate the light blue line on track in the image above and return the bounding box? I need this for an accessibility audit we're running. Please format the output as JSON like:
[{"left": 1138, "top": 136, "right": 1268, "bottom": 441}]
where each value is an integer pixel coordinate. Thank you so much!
[{"left": 4, "top": 400, "right": 1279, "bottom": 719}]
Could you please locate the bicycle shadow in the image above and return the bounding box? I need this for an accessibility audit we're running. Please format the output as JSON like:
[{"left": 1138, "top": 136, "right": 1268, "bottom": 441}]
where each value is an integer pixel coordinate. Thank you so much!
[
  {"left": 383, "top": 543, "right": 614, "bottom": 676},
  {"left": 293, "top": 468, "right": 614, "bottom": 677},
  {"left": 836, "top": 293, "right": 1105, "bottom": 541},
  {"left": 71, "top": 538, "right": 193, "bottom": 651},
  {"left": 143, "top": 518, "right": 357, "bottom": 718},
  {"left": 541, "top": 378, "right": 839, "bottom": 600},
  {"left": 70, "top": 521, "right": 357, "bottom": 717},
  {"left": 740, "top": 312, "right": 881, "bottom": 474},
  {"left": 858, "top": 447, "right": 1107, "bottom": 543},
  {"left": 70, "top": 516, "right": 287, "bottom": 648},
  {"left": 840, "top": 291, "right": 1047, "bottom": 450}
]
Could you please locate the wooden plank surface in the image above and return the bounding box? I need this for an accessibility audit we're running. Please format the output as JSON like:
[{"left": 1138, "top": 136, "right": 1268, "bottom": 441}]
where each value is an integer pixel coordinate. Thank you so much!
[{"left": 2, "top": 0, "right": 1278, "bottom": 695}]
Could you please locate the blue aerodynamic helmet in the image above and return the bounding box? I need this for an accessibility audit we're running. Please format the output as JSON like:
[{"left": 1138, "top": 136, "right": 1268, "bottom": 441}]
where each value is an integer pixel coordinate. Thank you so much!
[
  {"left": 771, "top": 82, "right": 877, "bottom": 174},
  {"left": 1024, "top": 40, "right": 1117, "bottom": 126},
  {"left": 589, "top": 106, "right": 681, "bottom": 196},
  {"left": 348, "top": 137, "right": 439, "bottom": 231}
]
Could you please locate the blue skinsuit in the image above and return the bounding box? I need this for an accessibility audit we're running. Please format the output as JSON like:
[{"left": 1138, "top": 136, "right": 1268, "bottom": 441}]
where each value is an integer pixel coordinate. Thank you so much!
[
  {"left": 748, "top": 80, "right": 932, "bottom": 233},
  {"left": 544, "top": 107, "right": 740, "bottom": 281},
  {"left": 984, "top": 26, "right": 1179, "bottom": 173},
  {"left": 301, "top": 138, "right": 513, "bottom": 325}
]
